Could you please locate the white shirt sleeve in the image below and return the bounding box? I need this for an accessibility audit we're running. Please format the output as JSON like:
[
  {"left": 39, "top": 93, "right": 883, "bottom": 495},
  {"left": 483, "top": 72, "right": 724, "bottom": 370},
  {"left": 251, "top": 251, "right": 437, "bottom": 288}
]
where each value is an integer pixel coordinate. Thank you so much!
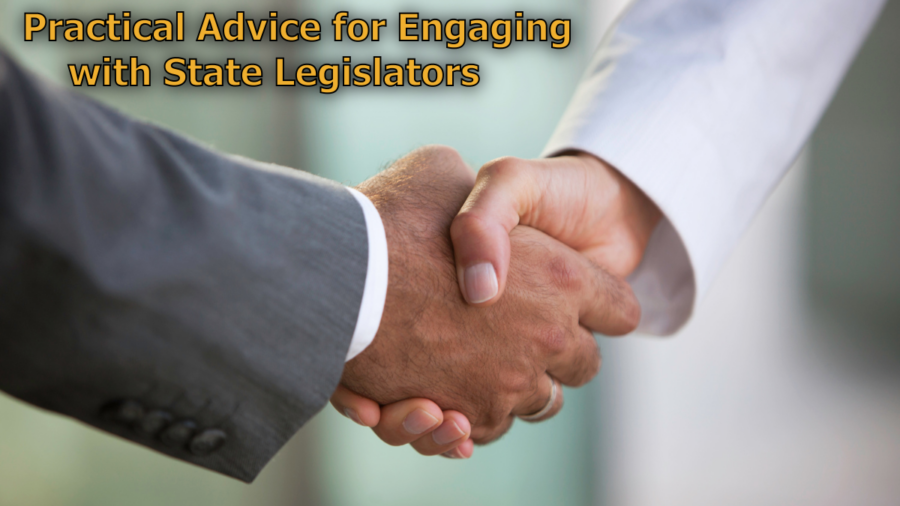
[
  {"left": 543, "top": 0, "right": 884, "bottom": 335},
  {"left": 344, "top": 188, "right": 389, "bottom": 361}
]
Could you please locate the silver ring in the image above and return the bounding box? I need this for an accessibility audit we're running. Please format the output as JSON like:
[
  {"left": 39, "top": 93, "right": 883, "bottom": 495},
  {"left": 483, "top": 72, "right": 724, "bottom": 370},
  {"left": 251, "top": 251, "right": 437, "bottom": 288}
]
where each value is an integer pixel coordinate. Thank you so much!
[{"left": 518, "top": 377, "right": 558, "bottom": 422}]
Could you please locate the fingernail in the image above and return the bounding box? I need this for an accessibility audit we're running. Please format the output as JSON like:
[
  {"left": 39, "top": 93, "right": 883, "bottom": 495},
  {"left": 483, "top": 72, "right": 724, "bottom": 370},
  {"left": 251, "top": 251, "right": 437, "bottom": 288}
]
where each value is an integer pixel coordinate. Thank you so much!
[
  {"left": 432, "top": 420, "right": 466, "bottom": 445},
  {"left": 344, "top": 408, "right": 364, "bottom": 426},
  {"left": 464, "top": 263, "right": 498, "bottom": 304},
  {"left": 442, "top": 447, "right": 470, "bottom": 459},
  {"left": 402, "top": 408, "right": 440, "bottom": 435}
]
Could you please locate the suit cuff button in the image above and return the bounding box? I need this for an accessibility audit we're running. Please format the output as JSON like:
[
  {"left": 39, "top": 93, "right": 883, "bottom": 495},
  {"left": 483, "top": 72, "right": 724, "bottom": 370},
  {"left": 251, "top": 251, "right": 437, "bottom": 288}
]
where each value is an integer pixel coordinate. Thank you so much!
[
  {"left": 189, "top": 429, "right": 227, "bottom": 456},
  {"left": 160, "top": 419, "right": 198, "bottom": 447},
  {"left": 101, "top": 399, "right": 145, "bottom": 425},
  {"left": 135, "top": 410, "right": 174, "bottom": 437}
]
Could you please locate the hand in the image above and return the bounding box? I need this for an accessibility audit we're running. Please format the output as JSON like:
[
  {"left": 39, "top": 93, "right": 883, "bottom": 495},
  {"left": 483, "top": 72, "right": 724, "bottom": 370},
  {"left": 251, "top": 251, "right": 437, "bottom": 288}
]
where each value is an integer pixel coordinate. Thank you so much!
[
  {"left": 332, "top": 150, "right": 660, "bottom": 458},
  {"left": 451, "top": 151, "right": 662, "bottom": 305},
  {"left": 331, "top": 385, "right": 475, "bottom": 459},
  {"left": 335, "top": 146, "right": 640, "bottom": 454}
]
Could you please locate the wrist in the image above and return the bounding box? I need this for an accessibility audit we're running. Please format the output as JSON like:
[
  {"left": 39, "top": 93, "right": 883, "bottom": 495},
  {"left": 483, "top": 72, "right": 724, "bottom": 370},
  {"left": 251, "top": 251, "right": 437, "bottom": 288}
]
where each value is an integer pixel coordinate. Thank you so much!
[
  {"left": 562, "top": 150, "right": 662, "bottom": 276},
  {"left": 580, "top": 150, "right": 661, "bottom": 237}
]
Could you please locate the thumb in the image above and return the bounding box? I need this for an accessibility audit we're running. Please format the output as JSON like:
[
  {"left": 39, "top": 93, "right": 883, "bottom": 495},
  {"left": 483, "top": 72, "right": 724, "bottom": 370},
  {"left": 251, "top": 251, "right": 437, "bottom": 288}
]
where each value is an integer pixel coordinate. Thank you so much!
[{"left": 450, "top": 158, "right": 541, "bottom": 306}]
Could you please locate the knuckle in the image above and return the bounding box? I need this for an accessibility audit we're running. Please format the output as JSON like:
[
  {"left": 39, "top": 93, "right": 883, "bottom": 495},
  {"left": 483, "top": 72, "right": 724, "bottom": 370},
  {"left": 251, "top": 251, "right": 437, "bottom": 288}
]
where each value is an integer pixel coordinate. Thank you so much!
[
  {"left": 534, "top": 325, "right": 567, "bottom": 356},
  {"left": 547, "top": 255, "right": 584, "bottom": 293},
  {"left": 474, "top": 405, "right": 510, "bottom": 435},
  {"left": 491, "top": 404, "right": 510, "bottom": 426},
  {"left": 416, "top": 145, "right": 473, "bottom": 187},
  {"left": 450, "top": 211, "right": 489, "bottom": 239},
  {"left": 501, "top": 371, "right": 533, "bottom": 396},
  {"left": 480, "top": 156, "right": 524, "bottom": 181},
  {"left": 469, "top": 425, "right": 491, "bottom": 443},
  {"left": 420, "top": 144, "right": 462, "bottom": 161},
  {"left": 471, "top": 417, "right": 514, "bottom": 445}
]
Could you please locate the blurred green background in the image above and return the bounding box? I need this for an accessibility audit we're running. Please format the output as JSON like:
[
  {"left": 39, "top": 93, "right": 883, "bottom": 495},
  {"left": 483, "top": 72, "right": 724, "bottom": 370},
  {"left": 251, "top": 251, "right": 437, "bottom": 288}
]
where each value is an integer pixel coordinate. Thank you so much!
[{"left": 0, "top": 0, "right": 603, "bottom": 505}]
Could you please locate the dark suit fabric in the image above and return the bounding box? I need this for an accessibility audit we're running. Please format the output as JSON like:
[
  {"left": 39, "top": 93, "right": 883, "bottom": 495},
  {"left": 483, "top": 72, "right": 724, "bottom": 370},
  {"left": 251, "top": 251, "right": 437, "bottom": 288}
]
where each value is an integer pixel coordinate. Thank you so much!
[{"left": 0, "top": 51, "right": 368, "bottom": 482}]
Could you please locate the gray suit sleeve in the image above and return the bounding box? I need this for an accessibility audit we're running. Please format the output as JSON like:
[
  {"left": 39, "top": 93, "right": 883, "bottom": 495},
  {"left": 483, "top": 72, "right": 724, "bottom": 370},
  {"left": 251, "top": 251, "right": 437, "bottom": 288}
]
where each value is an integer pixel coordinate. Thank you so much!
[{"left": 0, "top": 50, "right": 369, "bottom": 482}]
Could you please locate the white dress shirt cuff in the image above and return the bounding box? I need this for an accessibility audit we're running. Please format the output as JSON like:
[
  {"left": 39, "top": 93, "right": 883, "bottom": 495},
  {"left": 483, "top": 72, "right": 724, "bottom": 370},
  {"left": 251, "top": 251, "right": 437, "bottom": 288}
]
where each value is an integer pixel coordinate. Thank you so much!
[
  {"left": 345, "top": 188, "right": 389, "bottom": 361},
  {"left": 543, "top": 0, "right": 882, "bottom": 336},
  {"left": 541, "top": 144, "right": 699, "bottom": 336}
]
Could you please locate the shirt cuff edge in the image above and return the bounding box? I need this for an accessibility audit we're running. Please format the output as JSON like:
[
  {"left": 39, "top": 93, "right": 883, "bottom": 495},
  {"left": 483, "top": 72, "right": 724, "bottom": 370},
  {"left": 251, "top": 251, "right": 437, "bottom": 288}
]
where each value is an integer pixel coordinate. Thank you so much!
[{"left": 344, "top": 187, "right": 389, "bottom": 361}]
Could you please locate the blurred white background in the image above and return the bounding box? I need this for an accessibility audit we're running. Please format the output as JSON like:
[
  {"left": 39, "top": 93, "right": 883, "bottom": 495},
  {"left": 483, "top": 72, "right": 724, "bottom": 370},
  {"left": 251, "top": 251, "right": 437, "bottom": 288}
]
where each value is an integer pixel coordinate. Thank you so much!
[{"left": 593, "top": 2, "right": 900, "bottom": 504}]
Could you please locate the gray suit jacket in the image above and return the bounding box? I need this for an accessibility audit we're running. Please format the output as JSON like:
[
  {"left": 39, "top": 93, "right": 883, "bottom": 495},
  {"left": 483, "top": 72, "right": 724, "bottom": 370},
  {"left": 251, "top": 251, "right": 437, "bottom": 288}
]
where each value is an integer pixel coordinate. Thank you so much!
[{"left": 0, "top": 50, "right": 369, "bottom": 482}]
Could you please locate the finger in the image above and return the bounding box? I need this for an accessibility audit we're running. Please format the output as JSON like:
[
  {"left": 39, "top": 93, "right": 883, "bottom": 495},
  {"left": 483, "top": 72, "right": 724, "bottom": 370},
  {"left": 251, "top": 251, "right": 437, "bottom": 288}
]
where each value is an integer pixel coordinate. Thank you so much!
[
  {"left": 576, "top": 256, "right": 641, "bottom": 336},
  {"left": 545, "top": 325, "right": 602, "bottom": 387},
  {"left": 410, "top": 411, "right": 472, "bottom": 456},
  {"left": 330, "top": 385, "right": 381, "bottom": 427},
  {"left": 371, "top": 398, "right": 444, "bottom": 446},
  {"left": 442, "top": 438, "right": 475, "bottom": 459},
  {"left": 450, "top": 157, "right": 540, "bottom": 306},
  {"left": 542, "top": 239, "right": 641, "bottom": 336},
  {"left": 511, "top": 375, "right": 564, "bottom": 423}
]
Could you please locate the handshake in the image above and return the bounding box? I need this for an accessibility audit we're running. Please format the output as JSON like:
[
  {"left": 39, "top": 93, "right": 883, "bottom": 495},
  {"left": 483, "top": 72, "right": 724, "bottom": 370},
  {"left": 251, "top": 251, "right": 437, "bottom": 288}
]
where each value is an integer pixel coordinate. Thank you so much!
[{"left": 331, "top": 145, "right": 661, "bottom": 459}]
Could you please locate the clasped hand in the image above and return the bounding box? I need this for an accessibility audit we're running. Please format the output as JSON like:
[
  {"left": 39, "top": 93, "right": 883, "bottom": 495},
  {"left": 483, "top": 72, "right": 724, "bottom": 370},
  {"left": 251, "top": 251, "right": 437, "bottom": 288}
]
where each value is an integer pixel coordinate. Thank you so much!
[{"left": 332, "top": 146, "right": 660, "bottom": 458}]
